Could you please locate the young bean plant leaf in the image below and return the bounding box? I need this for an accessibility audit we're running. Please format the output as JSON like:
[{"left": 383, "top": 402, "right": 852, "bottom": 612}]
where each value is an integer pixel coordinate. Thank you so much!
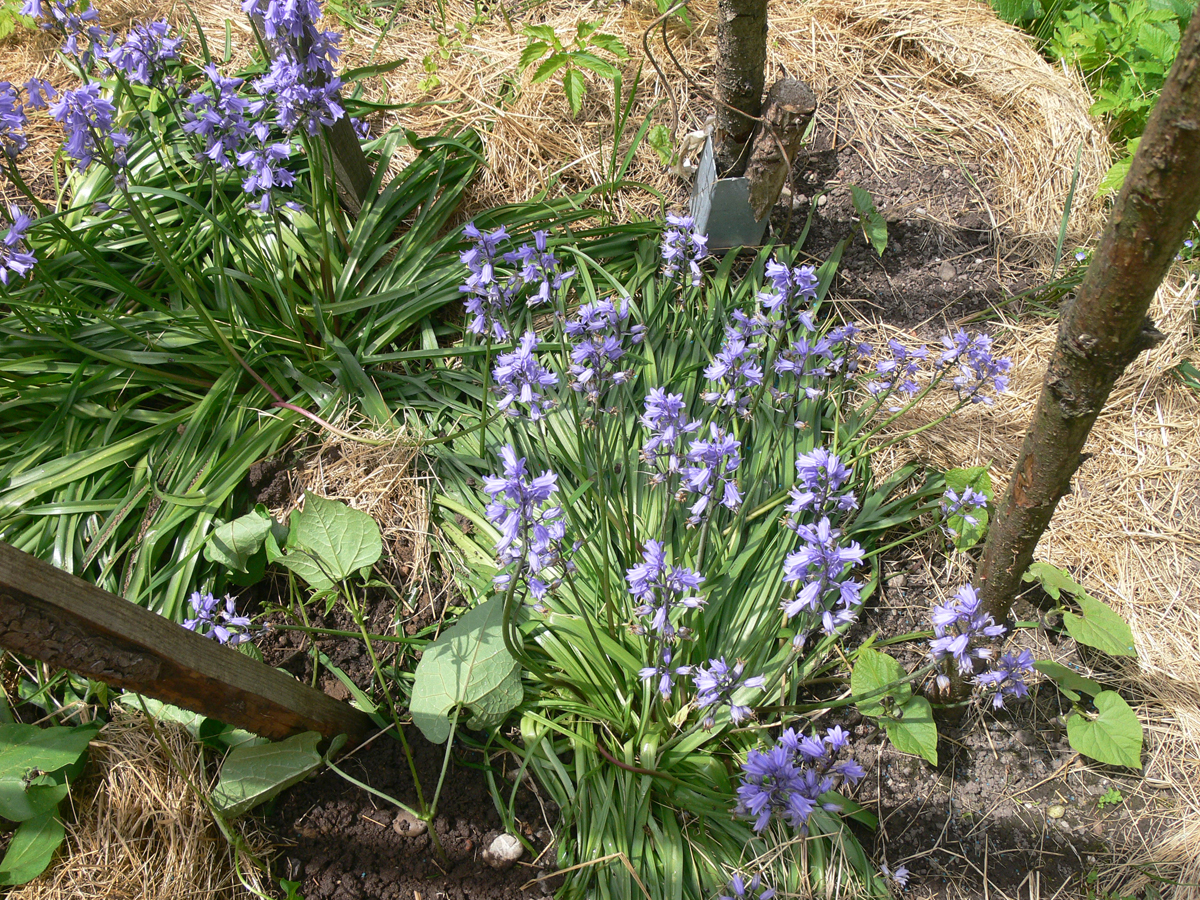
[
  {"left": 1066, "top": 691, "right": 1143, "bottom": 769},
  {"left": 850, "top": 185, "right": 888, "bottom": 256},
  {"left": 1022, "top": 562, "right": 1136, "bottom": 656},
  {"left": 0, "top": 811, "right": 65, "bottom": 886},
  {"left": 205, "top": 507, "right": 273, "bottom": 573},
  {"left": 851, "top": 648, "right": 911, "bottom": 718},
  {"left": 410, "top": 595, "right": 522, "bottom": 744},
  {"left": 212, "top": 731, "right": 325, "bottom": 818},
  {"left": 276, "top": 492, "right": 382, "bottom": 590},
  {"left": 1033, "top": 661, "right": 1103, "bottom": 703},
  {"left": 885, "top": 696, "right": 938, "bottom": 765},
  {"left": 0, "top": 723, "right": 99, "bottom": 823}
]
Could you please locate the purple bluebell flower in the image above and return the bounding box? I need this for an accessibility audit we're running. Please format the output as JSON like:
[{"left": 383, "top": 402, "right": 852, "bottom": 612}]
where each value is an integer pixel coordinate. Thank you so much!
[
  {"left": 236, "top": 122, "right": 296, "bottom": 212},
  {"left": 638, "top": 644, "right": 693, "bottom": 699},
  {"left": 565, "top": 298, "right": 641, "bottom": 401},
  {"left": 718, "top": 872, "right": 775, "bottom": 900},
  {"left": 681, "top": 424, "right": 742, "bottom": 525},
  {"left": 106, "top": 20, "right": 181, "bottom": 86},
  {"left": 483, "top": 446, "right": 569, "bottom": 599},
  {"left": 50, "top": 84, "right": 129, "bottom": 173},
  {"left": 23, "top": 79, "right": 56, "bottom": 111},
  {"left": 661, "top": 213, "right": 706, "bottom": 286},
  {"left": 702, "top": 321, "right": 764, "bottom": 416},
  {"left": 735, "top": 725, "right": 864, "bottom": 832},
  {"left": 758, "top": 256, "right": 818, "bottom": 324},
  {"left": 505, "top": 230, "right": 575, "bottom": 307},
  {"left": 940, "top": 485, "right": 988, "bottom": 539},
  {"left": 784, "top": 447, "right": 858, "bottom": 523},
  {"left": 975, "top": 648, "right": 1035, "bottom": 709},
  {"left": 253, "top": 57, "right": 344, "bottom": 135},
  {"left": 640, "top": 388, "right": 701, "bottom": 484},
  {"left": 937, "top": 331, "right": 1010, "bottom": 404},
  {"left": 29, "top": 0, "right": 111, "bottom": 66},
  {"left": 774, "top": 332, "right": 834, "bottom": 386},
  {"left": 492, "top": 330, "right": 558, "bottom": 421},
  {"left": 0, "top": 82, "right": 28, "bottom": 157},
  {"left": 692, "top": 657, "right": 764, "bottom": 729},
  {"left": 781, "top": 517, "right": 864, "bottom": 634},
  {"left": 880, "top": 864, "right": 910, "bottom": 889},
  {"left": 1, "top": 205, "right": 37, "bottom": 285},
  {"left": 352, "top": 116, "right": 371, "bottom": 140},
  {"left": 871, "top": 338, "right": 927, "bottom": 397},
  {"left": 183, "top": 66, "right": 254, "bottom": 169},
  {"left": 626, "top": 539, "right": 704, "bottom": 639},
  {"left": 460, "top": 222, "right": 515, "bottom": 341},
  {"left": 928, "top": 584, "right": 1007, "bottom": 689},
  {"left": 182, "top": 591, "right": 257, "bottom": 645}
]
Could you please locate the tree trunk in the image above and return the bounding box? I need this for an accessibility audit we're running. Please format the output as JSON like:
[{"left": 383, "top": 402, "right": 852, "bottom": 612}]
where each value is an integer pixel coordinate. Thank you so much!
[
  {"left": 744, "top": 77, "right": 816, "bottom": 220},
  {"left": 715, "top": 0, "right": 768, "bottom": 176},
  {"left": 975, "top": 9, "right": 1200, "bottom": 622}
]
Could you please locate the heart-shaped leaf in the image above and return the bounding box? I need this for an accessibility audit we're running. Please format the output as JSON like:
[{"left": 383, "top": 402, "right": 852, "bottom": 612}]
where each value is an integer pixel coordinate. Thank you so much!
[
  {"left": 1067, "top": 691, "right": 1143, "bottom": 768},
  {"left": 850, "top": 649, "right": 910, "bottom": 719},
  {"left": 0, "top": 811, "right": 64, "bottom": 885},
  {"left": 885, "top": 696, "right": 938, "bottom": 765},
  {"left": 205, "top": 508, "right": 273, "bottom": 573},
  {"left": 212, "top": 731, "right": 324, "bottom": 818},
  {"left": 1062, "top": 593, "right": 1137, "bottom": 658},
  {"left": 277, "top": 492, "right": 382, "bottom": 590}
]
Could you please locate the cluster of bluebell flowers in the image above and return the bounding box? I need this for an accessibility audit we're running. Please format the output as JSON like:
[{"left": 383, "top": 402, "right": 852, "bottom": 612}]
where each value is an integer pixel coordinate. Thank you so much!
[{"left": 182, "top": 591, "right": 257, "bottom": 645}]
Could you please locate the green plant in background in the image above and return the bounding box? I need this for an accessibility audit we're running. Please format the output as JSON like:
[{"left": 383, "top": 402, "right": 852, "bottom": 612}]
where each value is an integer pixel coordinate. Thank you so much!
[
  {"left": 0, "top": 721, "right": 98, "bottom": 886},
  {"left": 518, "top": 20, "right": 629, "bottom": 116},
  {"left": 1097, "top": 786, "right": 1124, "bottom": 808}
]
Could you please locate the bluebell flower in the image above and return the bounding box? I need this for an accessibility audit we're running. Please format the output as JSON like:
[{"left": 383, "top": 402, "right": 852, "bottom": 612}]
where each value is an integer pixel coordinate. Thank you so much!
[
  {"left": 702, "top": 320, "right": 764, "bottom": 416},
  {"left": 0, "top": 82, "right": 28, "bottom": 157},
  {"left": 182, "top": 591, "right": 257, "bottom": 645},
  {"left": 492, "top": 330, "right": 558, "bottom": 421},
  {"left": 681, "top": 424, "right": 742, "bottom": 525},
  {"left": 106, "top": 20, "right": 181, "bottom": 86},
  {"left": 718, "top": 872, "right": 775, "bottom": 900},
  {"left": 937, "top": 331, "right": 1010, "bottom": 404},
  {"left": 871, "top": 338, "right": 927, "bottom": 397},
  {"left": 940, "top": 484, "right": 988, "bottom": 540},
  {"left": 638, "top": 645, "right": 692, "bottom": 699},
  {"left": 975, "top": 648, "right": 1035, "bottom": 709},
  {"left": 253, "top": 57, "right": 344, "bottom": 135},
  {"left": 735, "top": 725, "right": 864, "bottom": 832},
  {"left": 626, "top": 539, "right": 704, "bottom": 639},
  {"left": 781, "top": 517, "right": 864, "bottom": 634},
  {"left": 505, "top": 230, "right": 574, "bottom": 307},
  {"left": 235, "top": 122, "right": 296, "bottom": 212},
  {"left": 26, "top": 0, "right": 112, "bottom": 66},
  {"left": 661, "top": 213, "right": 707, "bottom": 286},
  {"left": 880, "top": 863, "right": 910, "bottom": 889},
  {"left": 692, "top": 658, "right": 764, "bottom": 728},
  {"left": 23, "top": 78, "right": 56, "bottom": 111},
  {"left": 483, "top": 446, "right": 569, "bottom": 599},
  {"left": 351, "top": 116, "right": 371, "bottom": 140},
  {"left": 50, "top": 84, "right": 129, "bottom": 173},
  {"left": 565, "top": 298, "right": 641, "bottom": 401},
  {"left": 928, "top": 584, "right": 1007, "bottom": 689},
  {"left": 758, "top": 256, "right": 818, "bottom": 325},
  {"left": 183, "top": 66, "right": 254, "bottom": 169},
  {"left": 1, "top": 205, "right": 37, "bottom": 285},
  {"left": 784, "top": 447, "right": 858, "bottom": 523},
  {"left": 640, "top": 388, "right": 701, "bottom": 484},
  {"left": 460, "top": 222, "right": 515, "bottom": 341}
]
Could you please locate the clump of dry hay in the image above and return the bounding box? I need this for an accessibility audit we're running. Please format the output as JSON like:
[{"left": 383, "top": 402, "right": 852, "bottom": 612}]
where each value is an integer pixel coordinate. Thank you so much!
[
  {"left": 10, "top": 710, "right": 266, "bottom": 900},
  {"left": 871, "top": 271, "right": 1200, "bottom": 897},
  {"left": 8, "top": 0, "right": 1105, "bottom": 268}
]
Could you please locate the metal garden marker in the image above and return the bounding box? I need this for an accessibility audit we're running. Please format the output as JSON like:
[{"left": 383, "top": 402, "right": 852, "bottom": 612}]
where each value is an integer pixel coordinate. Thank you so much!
[{"left": 689, "top": 135, "right": 770, "bottom": 251}]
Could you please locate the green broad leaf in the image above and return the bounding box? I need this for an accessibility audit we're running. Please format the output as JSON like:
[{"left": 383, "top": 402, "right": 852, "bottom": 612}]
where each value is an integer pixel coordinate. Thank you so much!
[
  {"left": 211, "top": 731, "right": 324, "bottom": 818},
  {"left": 277, "top": 492, "right": 382, "bottom": 590},
  {"left": 1033, "top": 661, "right": 1103, "bottom": 702},
  {"left": 531, "top": 52, "right": 569, "bottom": 85},
  {"left": 410, "top": 595, "right": 523, "bottom": 744},
  {"left": 0, "top": 724, "right": 98, "bottom": 822},
  {"left": 1067, "top": 691, "right": 1143, "bottom": 768},
  {"left": 518, "top": 40, "right": 549, "bottom": 70},
  {"left": 646, "top": 124, "right": 673, "bottom": 165},
  {"left": 1021, "top": 560, "right": 1085, "bottom": 600},
  {"left": 885, "top": 696, "right": 938, "bottom": 765},
  {"left": 205, "top": 508, "right": 272, "bottom": 573},
  {"left": 942, "top": 466, "right": 992, "bottom": 550},
  {"left": 1098, "top": 139, "right": 1139, "bottom": 196},
  {"left": 1062, "top": 592, "right": 1138, "bottom": 657},
  {"left": 0, "top": 811, "right": 65, "bottom": 885},
  {"left": 571, "top": 51, "right": 618, "bottom": 80},
  {"left": 587, "top": 32, "right": 628, "bottom": 58},
  {"left": 849, "top": 184, "right": 887, "bottom": 256},
  {"left": 850, "top": 649, "right": 911, "bottom": 718},
  {"left": 562, "top": 69, "right": 586, "bottom": 116}
]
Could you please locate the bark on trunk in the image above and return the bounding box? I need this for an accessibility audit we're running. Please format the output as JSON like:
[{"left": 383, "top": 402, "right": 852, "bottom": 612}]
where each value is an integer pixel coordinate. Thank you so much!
[
  {"left": 745, "top": 77, "right": 816, "bottom": 221},
  {"left": 715, "top": 0, "right": 768, "bottom": 176},
  {"left": 975, "top": 9, "right": 1200, "bottom": 622}
]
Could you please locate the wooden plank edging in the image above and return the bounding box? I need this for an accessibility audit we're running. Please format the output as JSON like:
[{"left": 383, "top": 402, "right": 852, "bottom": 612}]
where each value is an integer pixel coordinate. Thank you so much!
[{"left": 0, "top": 542, "right": 374, "bottom": 745}]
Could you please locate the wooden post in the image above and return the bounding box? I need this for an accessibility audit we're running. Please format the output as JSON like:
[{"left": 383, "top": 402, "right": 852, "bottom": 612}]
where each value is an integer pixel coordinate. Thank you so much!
[{"left": 0, "top": 542, "right": 374, "bottom": 746}]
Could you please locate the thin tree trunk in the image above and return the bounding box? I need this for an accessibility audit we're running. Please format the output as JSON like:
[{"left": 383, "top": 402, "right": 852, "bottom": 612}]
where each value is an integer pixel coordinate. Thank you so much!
[
  {"left": 975, "top": 9, "right": 1200, "bottom": 622},
  {"left": 744, "top": 77, "right": 816, "bottom": 220},
  {"left": 715, "top": 0, "right": 767, "bottom": 176}
]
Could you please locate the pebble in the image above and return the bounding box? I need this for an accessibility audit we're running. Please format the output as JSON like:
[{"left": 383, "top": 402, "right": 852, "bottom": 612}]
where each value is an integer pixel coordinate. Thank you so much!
[
  {"left": 816, "top": 194, "right": 828, "bottom": 206},
  {"left": 938, "top": 261, "right": 957, "bottom": 281},
  {"left": 1048, "top": 804, "right": 1066, "bottom": 819},
  {"left": 482, "top": 833, "right": 524, "bottom": 869},
  {"left": 392, "top": 809, "right": 427, "bottom": 836}
]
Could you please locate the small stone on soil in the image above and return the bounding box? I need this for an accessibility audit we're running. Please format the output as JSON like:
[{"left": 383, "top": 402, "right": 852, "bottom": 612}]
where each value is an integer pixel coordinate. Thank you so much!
[
  {"left": 482, "top": 833, "right": 524, "bottom": 869},
  {"left": 392, "top": 809, "right": 427, "bottom": 836}
]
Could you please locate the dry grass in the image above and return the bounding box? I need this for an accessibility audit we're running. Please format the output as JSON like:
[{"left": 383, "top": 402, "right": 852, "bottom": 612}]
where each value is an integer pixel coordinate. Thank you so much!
[{"left": 8, "top": 711, "right": 268, "bottom": 900}]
